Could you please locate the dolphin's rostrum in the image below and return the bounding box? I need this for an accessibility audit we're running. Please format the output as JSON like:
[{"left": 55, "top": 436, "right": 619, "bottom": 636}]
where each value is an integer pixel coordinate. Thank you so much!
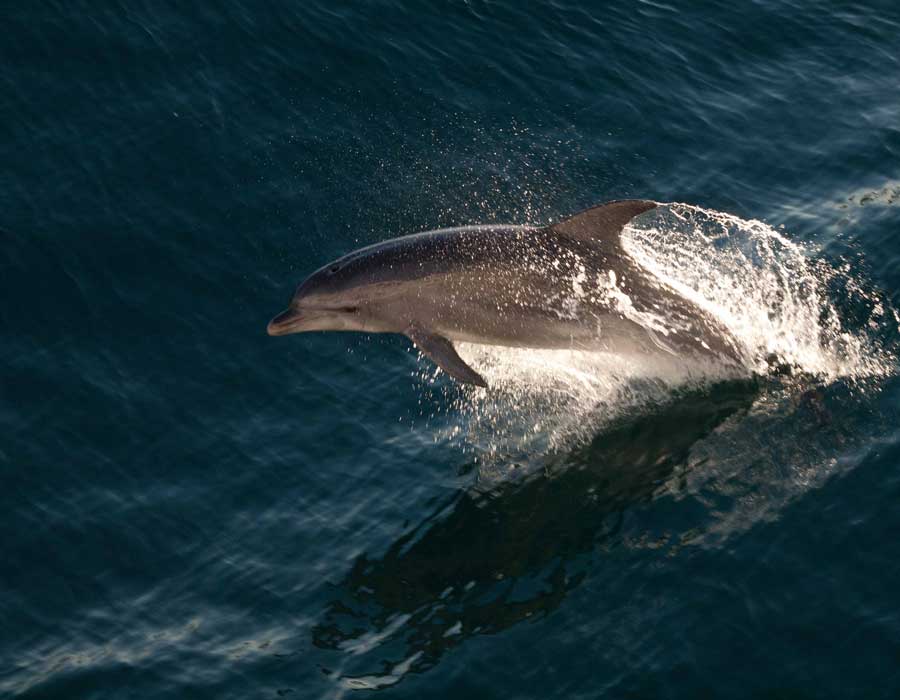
[{"left": 268, "top": 200, "right": 742, "bottom": 387}]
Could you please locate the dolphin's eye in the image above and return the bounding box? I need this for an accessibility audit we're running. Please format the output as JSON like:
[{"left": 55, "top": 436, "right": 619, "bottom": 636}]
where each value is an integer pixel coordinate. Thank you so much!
[{"left": 328, "top": 264, "right": 340, "bottom": 274}]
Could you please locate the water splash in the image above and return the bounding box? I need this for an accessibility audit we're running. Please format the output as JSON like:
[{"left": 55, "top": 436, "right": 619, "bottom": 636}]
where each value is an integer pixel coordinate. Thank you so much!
[
  {"left": 418, "top": 203, "right": 897, "bottom": 470},
  {"left": 622, "top": 203, "right": 895, "bottom": 379},
  {"left": 445, "top": 346, "right": 741, "bottom": 478}
]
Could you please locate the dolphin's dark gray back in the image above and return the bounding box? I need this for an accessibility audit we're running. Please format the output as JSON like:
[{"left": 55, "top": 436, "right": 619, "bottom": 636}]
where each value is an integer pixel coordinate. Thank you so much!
[{"left": 316, "top": 200, "right": 657, "bottom": 295}]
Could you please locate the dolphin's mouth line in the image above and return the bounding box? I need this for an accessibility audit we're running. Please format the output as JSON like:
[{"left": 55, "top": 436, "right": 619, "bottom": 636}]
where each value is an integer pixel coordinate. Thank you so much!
[
  {"left": 266, "top": 304, "right": 359, "bottom": 336},
  {"left": 297, "top": 304, "right": 358, "bottom": 313}
]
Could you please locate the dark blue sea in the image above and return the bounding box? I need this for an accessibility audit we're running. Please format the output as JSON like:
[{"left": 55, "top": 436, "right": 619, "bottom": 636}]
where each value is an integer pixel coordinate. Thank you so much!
[{"left": 4, "top": 2, "right": 900, "bottom": 698}]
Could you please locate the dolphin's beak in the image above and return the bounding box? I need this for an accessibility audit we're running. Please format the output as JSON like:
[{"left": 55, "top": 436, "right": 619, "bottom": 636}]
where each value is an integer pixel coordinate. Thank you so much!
[{"left": 267, "top": 307, "right": 306, "bottom": 336}]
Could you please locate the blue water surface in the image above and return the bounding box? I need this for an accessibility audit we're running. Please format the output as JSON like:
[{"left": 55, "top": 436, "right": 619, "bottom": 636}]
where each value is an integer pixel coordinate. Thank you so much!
[{"left": 3, "top": 2, "right": 900, "bottom": 698}]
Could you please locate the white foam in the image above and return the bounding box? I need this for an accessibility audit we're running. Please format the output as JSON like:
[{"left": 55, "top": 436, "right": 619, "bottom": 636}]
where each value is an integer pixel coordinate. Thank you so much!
[{"left": 621, "top": 203, "right": 894, "bottom": 380}]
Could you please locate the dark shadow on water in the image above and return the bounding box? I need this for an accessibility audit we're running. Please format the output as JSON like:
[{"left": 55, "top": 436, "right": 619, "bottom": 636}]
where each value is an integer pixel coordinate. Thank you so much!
[{"left": 312, "top": 379, "right": 759, "bottom": 685}]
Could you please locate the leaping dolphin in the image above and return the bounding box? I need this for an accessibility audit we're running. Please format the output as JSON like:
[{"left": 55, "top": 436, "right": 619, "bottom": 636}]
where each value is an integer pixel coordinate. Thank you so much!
[{"left": 267, "top": 200, "right": 743, "bottom": 387}]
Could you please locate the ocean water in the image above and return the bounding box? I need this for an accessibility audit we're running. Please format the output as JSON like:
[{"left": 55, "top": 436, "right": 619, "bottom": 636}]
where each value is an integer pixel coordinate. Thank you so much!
[{"left": 3, "top": 2, "right": 900, "bottom": 698}]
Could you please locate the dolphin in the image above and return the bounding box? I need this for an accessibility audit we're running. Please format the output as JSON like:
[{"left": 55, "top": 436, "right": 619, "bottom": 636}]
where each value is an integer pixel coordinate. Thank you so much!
[{"left": 267, "top": 200, "right": 743, "bottom": 387}]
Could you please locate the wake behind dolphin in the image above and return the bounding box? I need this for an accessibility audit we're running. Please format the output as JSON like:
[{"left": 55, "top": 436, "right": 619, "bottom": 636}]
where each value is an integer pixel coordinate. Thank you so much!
[{"left": 268, "top": 200, "right": 747, "bottom": 387}]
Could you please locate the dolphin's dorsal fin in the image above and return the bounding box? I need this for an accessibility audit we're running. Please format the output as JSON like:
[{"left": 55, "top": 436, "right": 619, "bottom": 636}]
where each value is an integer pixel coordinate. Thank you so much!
[
  {"left": 406, "top": 326, "right": 488, "bottom": 388},
  {"left": 549, "top": 199, "right": 657, "bottom": 242}
]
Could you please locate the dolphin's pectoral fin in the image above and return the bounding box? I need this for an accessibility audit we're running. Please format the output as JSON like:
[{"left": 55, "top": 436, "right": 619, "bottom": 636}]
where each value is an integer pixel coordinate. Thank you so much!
[{"left": 406, "top": 327, "right": 488, "bottom": 388}]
